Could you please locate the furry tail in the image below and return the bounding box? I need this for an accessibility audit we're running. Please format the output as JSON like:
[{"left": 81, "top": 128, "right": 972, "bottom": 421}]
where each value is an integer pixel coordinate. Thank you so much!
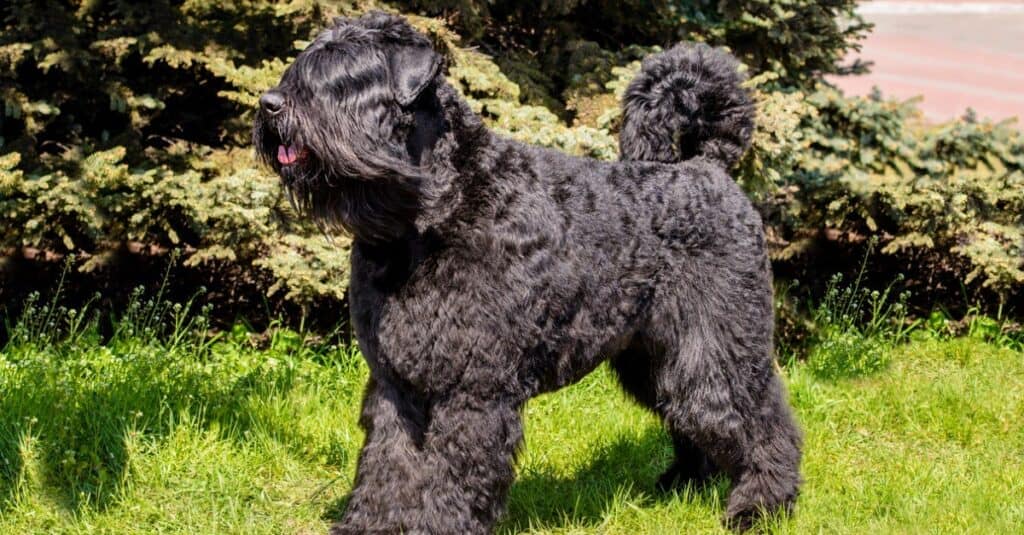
[{"left": 619, "top": 43, "right": 754, "bottom": 169}]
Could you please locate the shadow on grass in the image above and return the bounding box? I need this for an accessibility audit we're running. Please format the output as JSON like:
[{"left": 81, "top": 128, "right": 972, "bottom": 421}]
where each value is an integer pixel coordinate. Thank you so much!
[
  {"left": 0, "top": 368, "right": 256, "bottom": 513},
  {"left": 321, "top": 493, "right": 350, "bottom": 525},
  {"left": 0, "top": 431, "right": 22, "bottom": 510},
  {"left": 0, "top": 338, "right": 362, "bottom": 516},
  {"left": 318, "top": 426, "right": 728, "bottom": 533},
  {"left": 501, "top": 427, "right": 727, "bottom": 533}
]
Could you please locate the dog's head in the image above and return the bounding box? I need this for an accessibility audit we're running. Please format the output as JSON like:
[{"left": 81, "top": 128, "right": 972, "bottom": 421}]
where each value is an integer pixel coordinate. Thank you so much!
[{"left": 253, "top": 12, "right": 448, "bottom": 240}]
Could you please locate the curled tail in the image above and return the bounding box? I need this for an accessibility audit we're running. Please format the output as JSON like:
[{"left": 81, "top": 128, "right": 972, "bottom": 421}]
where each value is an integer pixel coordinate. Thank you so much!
[{"left": 620, "top": 43, "right": 755, "bottom": 169}]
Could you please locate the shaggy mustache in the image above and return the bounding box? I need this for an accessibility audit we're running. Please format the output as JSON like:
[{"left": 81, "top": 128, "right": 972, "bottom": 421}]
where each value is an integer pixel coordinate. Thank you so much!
[{"left": 252, "top": 105, "right": 425, "bottom": 243}]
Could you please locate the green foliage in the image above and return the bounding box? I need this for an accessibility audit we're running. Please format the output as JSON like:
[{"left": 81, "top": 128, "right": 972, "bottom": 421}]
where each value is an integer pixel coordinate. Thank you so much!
[
  {"left": 676, "top": 0, "right": 872, "bottom": 87},
  {"left": 1, "top": 0, "right": 1021, "bottom": 321},
  {"left": 0, "top": 1, "right": 363, "bottom": 308},
  {"left": 401, "top": 0, "right": 869, "bottom": 90},
  {"left": 417, "top": 16, "right": 623, "bottom": 159},
  {"left": 803, "top": 240, "right": 915, "bottom": 379},
  {"left": 0, "top": 146, "right": 349, "bottom": 305},
  {"left": 756, "top": 87, "right": 1024, "bottom": 300},
  {"left": 915, "top": 305, "right": 1024, "bottom": 352}
]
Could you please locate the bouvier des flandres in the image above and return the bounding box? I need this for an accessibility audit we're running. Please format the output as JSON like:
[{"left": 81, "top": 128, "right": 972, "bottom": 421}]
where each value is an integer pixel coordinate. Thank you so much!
[{"left": 254, "top": 11, "right": 802, "bottom": 533}]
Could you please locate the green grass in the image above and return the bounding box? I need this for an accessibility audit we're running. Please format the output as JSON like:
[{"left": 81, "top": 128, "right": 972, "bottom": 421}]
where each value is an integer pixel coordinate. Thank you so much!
[{"left": 1, "top": 323, "right": 1022, "bottom": 533}]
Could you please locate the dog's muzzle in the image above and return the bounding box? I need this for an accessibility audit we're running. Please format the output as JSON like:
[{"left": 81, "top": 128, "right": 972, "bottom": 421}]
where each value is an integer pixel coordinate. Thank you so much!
[{"left": 257, "top": 90, "right": 307, "bottom": 167}]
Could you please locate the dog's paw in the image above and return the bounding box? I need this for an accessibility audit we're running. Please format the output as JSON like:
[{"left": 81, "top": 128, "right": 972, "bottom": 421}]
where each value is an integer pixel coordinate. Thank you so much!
[
  {"left": 723, "top": 508, "right": 760, "bottom": 533},
  {"left": 722, "top": 470, "right": 798, "bottom": 532},
  {"left": 655, "top": 457, "right": 718, "bottom": 492}
]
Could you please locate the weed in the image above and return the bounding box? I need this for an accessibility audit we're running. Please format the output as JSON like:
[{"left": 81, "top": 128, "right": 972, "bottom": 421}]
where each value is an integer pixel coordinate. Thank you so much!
[{"left": 806, "top": 238, "right": 917, "bottom": 378}]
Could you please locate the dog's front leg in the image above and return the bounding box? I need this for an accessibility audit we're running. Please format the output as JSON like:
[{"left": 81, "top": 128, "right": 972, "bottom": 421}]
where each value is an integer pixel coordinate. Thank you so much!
[
  {"left": 331, "top": 376, "right": 429, "bottom": 534},
  {"left": 334, "top": 384, "right": 522, "bottom": 534},
  {"left": 414, "top": 390, "right": 524, "bottom": 534}
]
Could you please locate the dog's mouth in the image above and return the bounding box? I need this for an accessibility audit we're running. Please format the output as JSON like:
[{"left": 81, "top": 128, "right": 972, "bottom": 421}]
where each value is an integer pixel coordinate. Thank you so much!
[{"left": 277, "top": 143, "right": 308, "bottom": 166}]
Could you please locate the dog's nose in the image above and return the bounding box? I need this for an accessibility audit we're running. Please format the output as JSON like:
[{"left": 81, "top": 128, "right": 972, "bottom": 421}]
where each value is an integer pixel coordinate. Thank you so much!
[{"left": 260, "top": 91, "right": 285, "bottom": 115}]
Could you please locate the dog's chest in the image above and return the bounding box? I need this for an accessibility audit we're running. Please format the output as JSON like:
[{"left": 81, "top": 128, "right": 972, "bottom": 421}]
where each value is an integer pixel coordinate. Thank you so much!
[{"left": 350, "top": 244, "right": 521, "bottom": 395}]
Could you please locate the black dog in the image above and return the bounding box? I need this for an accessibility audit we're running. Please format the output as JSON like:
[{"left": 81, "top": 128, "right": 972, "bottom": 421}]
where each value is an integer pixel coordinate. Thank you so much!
[{"left": 254, "top": 11, "right": 801, "bottom": 533}]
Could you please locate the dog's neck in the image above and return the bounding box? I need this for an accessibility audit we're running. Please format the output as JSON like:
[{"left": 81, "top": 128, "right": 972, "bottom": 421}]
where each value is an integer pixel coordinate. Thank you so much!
[{"left": 411, "top": 83, "right": 490, "bottom": 234}]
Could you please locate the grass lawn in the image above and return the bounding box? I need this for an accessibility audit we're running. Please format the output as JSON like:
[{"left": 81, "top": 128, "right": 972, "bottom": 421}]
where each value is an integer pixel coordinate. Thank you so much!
[{"left": 1, "top": 327, "right": 1021, "bottom": 534}]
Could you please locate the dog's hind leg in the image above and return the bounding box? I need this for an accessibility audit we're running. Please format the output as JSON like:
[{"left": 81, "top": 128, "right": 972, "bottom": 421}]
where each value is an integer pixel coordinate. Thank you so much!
[
  {"left": 610, "top": 337, "right": 719, "bottom": 490},
  {"left": 720, "top": 373, "right": 802, "bottom": 531},
  {"left": 653, "top": 309, "right": 802, "bottom": 531}
]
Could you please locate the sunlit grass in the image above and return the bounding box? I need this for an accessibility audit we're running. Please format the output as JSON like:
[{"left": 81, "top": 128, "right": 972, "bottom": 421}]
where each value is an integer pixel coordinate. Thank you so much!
[{"left": 1, "top": 314, "right": 1022, "bottom": 533}]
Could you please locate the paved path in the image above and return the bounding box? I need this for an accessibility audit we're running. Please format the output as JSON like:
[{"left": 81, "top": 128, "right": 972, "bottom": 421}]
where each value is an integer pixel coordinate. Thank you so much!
[{"left": 828, "top": 1, "right": 1024, "bottom": 124}]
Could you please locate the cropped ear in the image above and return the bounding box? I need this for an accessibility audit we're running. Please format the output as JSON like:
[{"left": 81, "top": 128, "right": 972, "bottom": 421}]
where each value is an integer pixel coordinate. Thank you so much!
[{"left": 388, "top": 44, "right": 442, "bottom": 106}]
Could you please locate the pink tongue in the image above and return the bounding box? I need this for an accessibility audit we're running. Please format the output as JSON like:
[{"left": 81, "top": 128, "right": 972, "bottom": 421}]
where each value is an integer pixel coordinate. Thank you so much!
[{"left": 277, "top": 144, "right": 299, "bottom": 165}]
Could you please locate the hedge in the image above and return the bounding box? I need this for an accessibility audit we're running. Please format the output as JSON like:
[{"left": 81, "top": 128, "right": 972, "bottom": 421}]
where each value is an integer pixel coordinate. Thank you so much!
[{"left": 1, "top": 0, "right": 1020, "bottom": 330}]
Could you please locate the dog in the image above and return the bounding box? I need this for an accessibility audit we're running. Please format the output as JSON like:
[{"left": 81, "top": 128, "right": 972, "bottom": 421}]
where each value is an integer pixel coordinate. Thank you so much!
[{"left": 254, "top": 11, "right": 802, "bottom": 533}]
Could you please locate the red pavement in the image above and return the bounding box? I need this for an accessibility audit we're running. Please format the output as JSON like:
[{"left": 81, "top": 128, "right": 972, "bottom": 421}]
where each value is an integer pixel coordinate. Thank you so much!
[{"left": 827, "top": 1, "right": 1024, "bottom": 124}]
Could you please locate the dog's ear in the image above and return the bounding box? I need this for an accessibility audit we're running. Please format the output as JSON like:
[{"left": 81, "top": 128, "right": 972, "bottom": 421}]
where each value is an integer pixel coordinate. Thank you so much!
[{"left": 389, "top": 43, "right": 442, "bottom": 107}]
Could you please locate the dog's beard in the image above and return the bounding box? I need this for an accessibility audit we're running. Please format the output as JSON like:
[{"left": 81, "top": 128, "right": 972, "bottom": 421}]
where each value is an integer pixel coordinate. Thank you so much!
[
  {"left": 281, "top": 164, "right": 422, "bottom": 244},
  {"left": 253, "top": 112, "right": 424, "bottom": 243},
  {"left": 254, "top": 111, "right": 311, "bottom": 179},
  {"left": 255, "top": 111, "right": 330, "bottom": 216}
]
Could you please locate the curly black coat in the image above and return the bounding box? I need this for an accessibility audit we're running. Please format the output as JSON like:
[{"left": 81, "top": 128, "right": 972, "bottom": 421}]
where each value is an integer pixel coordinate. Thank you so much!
[{"left": 253, "top": 11, "right": 802, "bottom": 534}]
